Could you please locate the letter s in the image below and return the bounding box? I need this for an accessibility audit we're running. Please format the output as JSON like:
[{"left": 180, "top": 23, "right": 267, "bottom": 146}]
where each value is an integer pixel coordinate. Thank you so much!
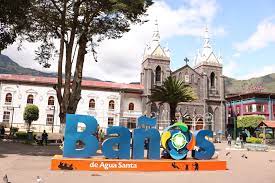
[{"left": 192, "top": 130, "right": 215, "bottom": 160}]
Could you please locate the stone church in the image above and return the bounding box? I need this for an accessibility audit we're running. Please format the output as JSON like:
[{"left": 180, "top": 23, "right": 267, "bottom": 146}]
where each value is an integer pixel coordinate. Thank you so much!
[{"left": 140, "top": 23, "right": 226, "bottom": 134}]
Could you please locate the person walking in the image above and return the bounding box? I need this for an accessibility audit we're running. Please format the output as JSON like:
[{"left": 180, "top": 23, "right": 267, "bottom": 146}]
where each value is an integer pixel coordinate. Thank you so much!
[
  {"left": 240, "top": 134, "right": 244, "bottom": 148},
  {"left": 0, "top": 126, "right": 5, "bottom": 138},
  {"left": 99, "top": 129, "right": 105, "bottom": 142},
  {"left": 42, "top": 130, "right": 48, "bottom": 146},
  {"left": 227, "top": 134, "right": 232, "bottom": 146}
]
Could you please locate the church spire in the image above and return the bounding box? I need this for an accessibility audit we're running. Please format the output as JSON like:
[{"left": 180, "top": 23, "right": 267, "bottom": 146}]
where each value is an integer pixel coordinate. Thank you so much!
[
  {"left": 143, "top": 19, "right": 170, "bottom": 60},
  {"left": 203, "top": 26, "right": 211, "bottom": 49},
  {"left": 152, "top": 19, "right": 160, "bottom": 43},
  {"left": 194, "top": 26, "right": 221, "bottom": 67}
]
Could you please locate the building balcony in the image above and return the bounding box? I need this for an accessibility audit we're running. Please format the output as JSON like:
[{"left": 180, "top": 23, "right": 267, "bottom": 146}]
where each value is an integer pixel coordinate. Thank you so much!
[
  {"left": 242, "top": 111, "right": 269, "bottom": 115},
  {"left": 122, "top": 111, "right": 142, "bottom": 117}
]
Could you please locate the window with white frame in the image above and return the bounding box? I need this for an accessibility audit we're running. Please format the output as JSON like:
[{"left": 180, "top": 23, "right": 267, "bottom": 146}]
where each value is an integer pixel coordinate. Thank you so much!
[
  {"left": 46, "top": 114, "right": 54, "bottom": 125},
  {"left": 109, "top": 100, "right": 115, "bottom": 110},
  {"left": 27, "top": 94, "right": 34, "bottom": 104},
  {"left": 2, "top": 111, "right": 10, "bottom": 123},
  {"left": 108, "top": 117, "right": 114, "bottom": 126},
  {"left": 256, "top": 104, "right": 265, "bottom": 112},
  {"left": 5, "top": 93, "right": 12, "bottom": 104},
  {"left": 89, "top": 99, "right": 95, "bottom": 109},
  {"left": 127, "top": 118, "right": 136, "bottom": 129},
  {"left": 48, "top": 96, "right": 54, "bottom": 106},
  {"left": 128, "top": 103, "right": 134, "bottom": 111}
]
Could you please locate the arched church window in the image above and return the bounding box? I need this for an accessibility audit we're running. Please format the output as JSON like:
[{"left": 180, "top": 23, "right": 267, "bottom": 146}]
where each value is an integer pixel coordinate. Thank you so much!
[
  {"left": 210, "top": 72, "right": 215, "bottom": 88},
  {"left": 179, "top": 72, "right": 182, "bottom": 78},
  {"left": 128, "top": 103, "right": 134, "bottom": 111},
  {"left": 155, "top": 66, "right": 161, "bottom": 82},
  {"left": 184, "top": 74, "right": 189, "bottom": 83},
  {"left": 191, "top": 74, "right": 194, "bottom": 83},
  {"left": 5, "top": 93, "right": 12, "bottom": 104}
]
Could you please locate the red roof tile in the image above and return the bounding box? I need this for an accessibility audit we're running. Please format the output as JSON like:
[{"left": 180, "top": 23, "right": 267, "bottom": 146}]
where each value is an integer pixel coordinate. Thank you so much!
[
  {"left": 258, "top": 121, "right": 275, "bottom": 128},
  {"left": 0, "top": 74, "right": 144, "bottom": 92}
]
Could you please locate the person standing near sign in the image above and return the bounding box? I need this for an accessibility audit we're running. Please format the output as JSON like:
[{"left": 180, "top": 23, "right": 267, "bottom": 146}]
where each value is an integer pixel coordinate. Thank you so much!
[
  {"left": 42, "top": 130, "right": 48, "bottom": 146},
  {"left": 227, "top": 134, "right": 232, "bottom": 146},
  {"left": 99, "top": 129, "right": 105, "bottom": 142}
]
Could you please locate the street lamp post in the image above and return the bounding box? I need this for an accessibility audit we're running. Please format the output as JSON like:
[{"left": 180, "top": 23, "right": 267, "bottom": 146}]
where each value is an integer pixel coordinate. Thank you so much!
[
  {"left": 233, "top": 115, "right": 237, "bottom": 140},
  {"left": 7, "top": 105, "right": 21, "bottom": 134},
  {"left": 50, "top": 105, "right": 56, "bottom": 133}
]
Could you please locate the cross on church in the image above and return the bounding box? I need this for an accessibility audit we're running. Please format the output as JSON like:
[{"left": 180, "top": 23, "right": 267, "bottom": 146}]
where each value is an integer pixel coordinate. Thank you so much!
[{"left": 184, "top": 57, "right": 189, "bottom": 65}]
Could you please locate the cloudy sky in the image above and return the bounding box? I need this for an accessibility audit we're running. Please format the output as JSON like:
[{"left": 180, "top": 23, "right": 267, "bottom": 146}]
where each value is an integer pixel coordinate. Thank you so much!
[{"left": 2, "top": 0, "right": 275, "bottom": 83}]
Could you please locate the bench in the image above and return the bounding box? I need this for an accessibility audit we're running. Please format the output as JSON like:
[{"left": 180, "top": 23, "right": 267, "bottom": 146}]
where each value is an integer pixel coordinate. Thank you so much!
[{"left": 35, "top": 133, "right": 63, "bottom": 145}]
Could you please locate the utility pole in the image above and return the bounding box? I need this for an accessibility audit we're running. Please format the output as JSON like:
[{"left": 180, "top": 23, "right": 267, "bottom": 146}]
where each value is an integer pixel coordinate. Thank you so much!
[
  {"left": 51, "top": 105, "right": 56, "bottom": 133},
  {"left": 233, "top": 115, "right": 237, "bottom": 140},
  {"left": 7, "top": 105, "right": 20, "bottom": 135}
]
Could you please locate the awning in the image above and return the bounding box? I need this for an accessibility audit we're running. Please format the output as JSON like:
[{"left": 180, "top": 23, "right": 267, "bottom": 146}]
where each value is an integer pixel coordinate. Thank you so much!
[{"left": 257, "top": 121, "right": 275, "bottom": 129}]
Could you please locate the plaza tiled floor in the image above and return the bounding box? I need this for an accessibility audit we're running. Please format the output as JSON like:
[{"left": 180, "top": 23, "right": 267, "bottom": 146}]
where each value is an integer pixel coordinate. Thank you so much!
[{"left": 0, "top": 141, "right": 275, "bottom": 183}]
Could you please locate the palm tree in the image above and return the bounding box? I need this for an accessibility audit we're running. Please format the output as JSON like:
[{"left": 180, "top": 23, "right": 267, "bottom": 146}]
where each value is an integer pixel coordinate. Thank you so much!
[{"left": 149, "top": 76, "right": 196, "bottom": 125}]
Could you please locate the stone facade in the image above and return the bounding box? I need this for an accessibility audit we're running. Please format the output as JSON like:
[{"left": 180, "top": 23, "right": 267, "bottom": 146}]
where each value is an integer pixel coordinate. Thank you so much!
[{"left": 140, "top": 25, "right": 226, "bottom": 133}]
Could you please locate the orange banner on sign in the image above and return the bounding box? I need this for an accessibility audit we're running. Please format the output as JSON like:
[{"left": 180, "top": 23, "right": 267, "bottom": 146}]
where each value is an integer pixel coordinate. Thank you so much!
[{"left": 51, "top": 155, "right": 227, "bottom": 171}]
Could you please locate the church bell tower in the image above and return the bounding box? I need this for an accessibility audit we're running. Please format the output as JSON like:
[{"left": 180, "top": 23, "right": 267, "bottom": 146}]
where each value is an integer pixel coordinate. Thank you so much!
[
  {"left": 140, "top": 20, "right": 171, "bottom": 118},
  {"left": 194, "top": 27, "right": 225, "bottom": 132}
]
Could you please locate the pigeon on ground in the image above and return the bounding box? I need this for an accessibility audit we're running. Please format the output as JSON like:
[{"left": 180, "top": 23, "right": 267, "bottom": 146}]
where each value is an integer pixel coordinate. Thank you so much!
[
  {"left": 3, "top": 174, "right": 9, "bottom": 183},
  {"left": 226, "top": 152, "right": 231, "bottom": 156},
  {"left": 241, "top": 154, "right": 248, "bottom": 159},
  {"left": 36, "top": 176, "right": 42, "bottom": 183}
]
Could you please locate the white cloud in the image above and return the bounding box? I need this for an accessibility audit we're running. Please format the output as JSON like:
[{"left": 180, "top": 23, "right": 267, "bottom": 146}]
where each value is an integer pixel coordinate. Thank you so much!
[
  {"left": 223, "top": 59, "right": 238, "bottom": 77},
  {"left": 234, "top": 16, "right": 275, "bottom": 52},
  {"left": 237, "top": 64, "right": 275, "bottom": 80},
  {"left": 232, "top": 52, "right": 240, "bottom": 58},
  {"left": 2, "top": 0, "right": 223, "bottom": 83}
]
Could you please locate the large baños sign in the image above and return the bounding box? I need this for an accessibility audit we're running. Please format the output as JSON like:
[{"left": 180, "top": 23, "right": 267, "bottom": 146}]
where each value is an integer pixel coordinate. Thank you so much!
[{"left": 63, "top": 114, "right": 215, "bottom": 160}]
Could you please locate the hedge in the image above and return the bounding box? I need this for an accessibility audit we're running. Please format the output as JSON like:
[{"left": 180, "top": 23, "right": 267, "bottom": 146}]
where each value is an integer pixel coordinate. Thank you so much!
[
  {"left": 259, "top": 133, "right": 273, "bottom": 139},
  {"left": 246, "top": 137, "right": 263, "bottom": 144},
  {"left": 15, "top": 132, "right": 28, "bottom": 139}
]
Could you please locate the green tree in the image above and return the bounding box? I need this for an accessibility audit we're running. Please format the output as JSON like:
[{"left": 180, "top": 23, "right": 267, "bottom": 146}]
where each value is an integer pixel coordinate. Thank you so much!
[
  {"left": 237, "top": 115, "right": 264, "bottom": 134},
  {"left": 0, "top": 0, "right": 153, "bottom": 126},
  {"left": 149, "top": 76, "right": 196, "bottom": 125},
  {"left": 0, "top": 0, "right": 31, "bottom": 52},
  {"left": 23, "top": 104, "right": 39, "bottom": 132}
]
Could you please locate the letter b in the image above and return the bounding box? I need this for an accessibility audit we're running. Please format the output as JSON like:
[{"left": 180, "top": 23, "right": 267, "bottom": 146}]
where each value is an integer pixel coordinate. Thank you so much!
[{"left": 63, "top": 114, "right": 98, "bottom": 158}]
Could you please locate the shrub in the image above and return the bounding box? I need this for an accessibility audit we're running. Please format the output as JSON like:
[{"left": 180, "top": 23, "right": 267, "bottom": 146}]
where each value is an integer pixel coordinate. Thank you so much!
[
  {"left": 246, "top": 137, "right": 263, "bottom": 144},
  {"left": 15, "top": 132, "right": 28, "bottom": 139},
  {"left": 15, "top": 132, "right": 37, "bottom": 140},
  {"left": 23, "top": 105, "right": 39, "bottom": 131},
  {"left": 10, "top": 127, "right": 19, "bottom": 134},
  {"left": 259, "top": 133, "right": 273, "bottom": 139}
]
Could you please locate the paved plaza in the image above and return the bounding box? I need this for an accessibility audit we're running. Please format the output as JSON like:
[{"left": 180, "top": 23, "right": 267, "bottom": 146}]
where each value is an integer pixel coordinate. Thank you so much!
[{"left": 0, "top": 141, "right": 275, "bottom": 183}]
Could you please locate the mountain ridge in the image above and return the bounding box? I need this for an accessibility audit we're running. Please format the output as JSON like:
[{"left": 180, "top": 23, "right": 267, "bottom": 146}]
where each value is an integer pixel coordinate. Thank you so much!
[{"left": 0, "top": 54, "right": 101, "bottom": 81}]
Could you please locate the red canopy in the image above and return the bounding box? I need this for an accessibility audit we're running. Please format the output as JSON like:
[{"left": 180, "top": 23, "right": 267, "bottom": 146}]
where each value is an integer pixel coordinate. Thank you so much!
[{"left": 258, "top": 121, "right": 275, "bottom": 128}]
